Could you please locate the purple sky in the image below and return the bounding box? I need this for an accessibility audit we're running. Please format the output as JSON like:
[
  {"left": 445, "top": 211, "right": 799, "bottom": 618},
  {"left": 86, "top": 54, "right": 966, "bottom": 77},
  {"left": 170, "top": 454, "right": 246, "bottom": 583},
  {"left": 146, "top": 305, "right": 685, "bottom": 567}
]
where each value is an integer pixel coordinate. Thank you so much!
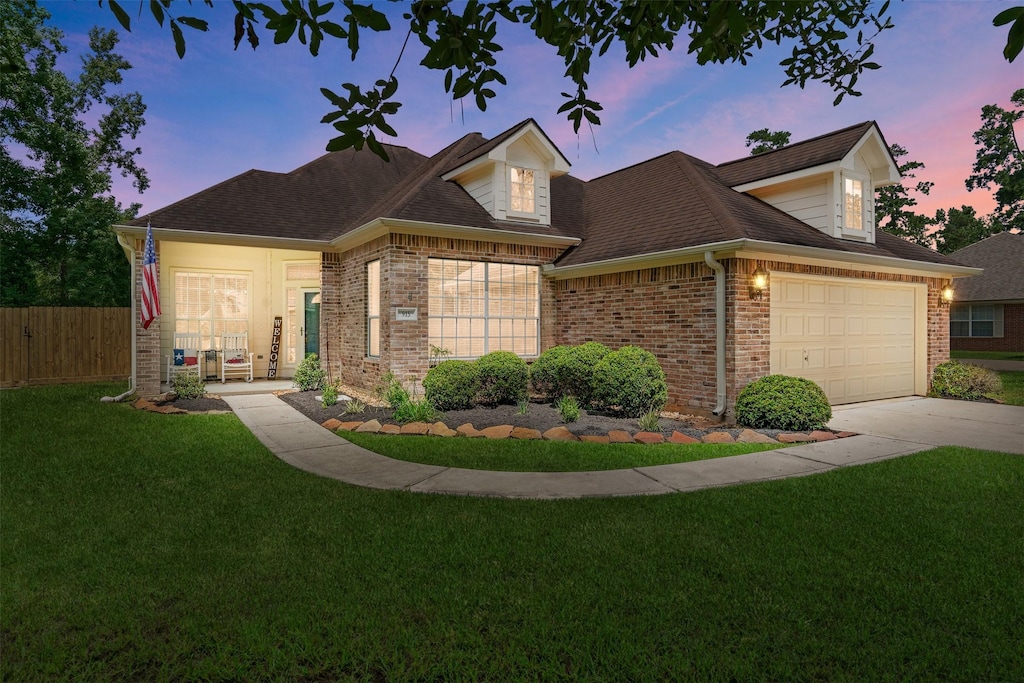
[{"left": 41, "top": 1, "right": 1020, "bottom": 223}]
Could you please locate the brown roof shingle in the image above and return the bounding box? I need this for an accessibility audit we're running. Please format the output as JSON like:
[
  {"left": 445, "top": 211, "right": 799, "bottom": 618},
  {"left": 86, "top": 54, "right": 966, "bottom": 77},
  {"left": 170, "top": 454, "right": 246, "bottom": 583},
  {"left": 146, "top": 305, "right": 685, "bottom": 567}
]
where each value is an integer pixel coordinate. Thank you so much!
[{"left": 949, "top": 232, "right": 1024, "bottom": 301}]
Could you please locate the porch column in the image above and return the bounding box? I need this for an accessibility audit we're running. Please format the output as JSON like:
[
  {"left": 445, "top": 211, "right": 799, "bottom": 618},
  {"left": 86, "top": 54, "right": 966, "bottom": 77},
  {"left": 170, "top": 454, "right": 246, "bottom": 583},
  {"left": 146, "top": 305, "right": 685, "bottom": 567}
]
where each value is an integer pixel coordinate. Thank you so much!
[{"left": 134, "top": 236, "right": 162, "bottom": 397}]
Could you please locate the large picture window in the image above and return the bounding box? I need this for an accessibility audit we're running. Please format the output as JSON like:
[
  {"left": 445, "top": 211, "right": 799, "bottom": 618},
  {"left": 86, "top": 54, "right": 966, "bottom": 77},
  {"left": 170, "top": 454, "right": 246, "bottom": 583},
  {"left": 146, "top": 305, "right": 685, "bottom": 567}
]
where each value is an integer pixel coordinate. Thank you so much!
[
  {"left": 950, "top": 304, "right": 1003, "bottom": 338},
  {"left": 367, "top": 260, "right": 381, "bottom": 357},
  {"left": 428, "top": 259, "right": 539, "bottom": 358},
  {"left": 174, "top": 272, "right": 249, "bottom": 350}
]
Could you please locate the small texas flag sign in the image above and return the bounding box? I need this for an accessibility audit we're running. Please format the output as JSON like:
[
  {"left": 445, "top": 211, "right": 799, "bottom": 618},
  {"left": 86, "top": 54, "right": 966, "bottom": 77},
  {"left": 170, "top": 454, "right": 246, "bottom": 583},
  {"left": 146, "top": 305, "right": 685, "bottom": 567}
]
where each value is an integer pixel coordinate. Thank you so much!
[{"left": 173, "top": 349, "right": 198, "bottom": 366}]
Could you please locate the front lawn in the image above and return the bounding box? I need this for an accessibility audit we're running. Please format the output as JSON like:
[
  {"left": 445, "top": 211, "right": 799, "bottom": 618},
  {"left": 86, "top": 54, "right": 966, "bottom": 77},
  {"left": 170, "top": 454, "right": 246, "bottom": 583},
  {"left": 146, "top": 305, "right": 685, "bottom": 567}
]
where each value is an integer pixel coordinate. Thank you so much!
[
  {"left": 997, "top": 370, "right": 1024, "bottom": 406},
  {"left": 3, "top": 383, "right": 1022, "bottom": 681},
  {"left": 950, "top": 350, "right": 1024, "bottom": 361}
]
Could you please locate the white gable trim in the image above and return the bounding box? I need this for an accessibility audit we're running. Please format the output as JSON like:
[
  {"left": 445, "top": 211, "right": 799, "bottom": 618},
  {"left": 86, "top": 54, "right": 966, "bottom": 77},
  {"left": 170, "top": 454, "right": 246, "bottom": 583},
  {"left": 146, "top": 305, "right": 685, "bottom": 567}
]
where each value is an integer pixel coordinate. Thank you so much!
[
  {"left": 842, "top": 124, "right": 900, "bottom": 188},
  {"left": 442, "top": 121, "right": 570, "bottom": 181}
]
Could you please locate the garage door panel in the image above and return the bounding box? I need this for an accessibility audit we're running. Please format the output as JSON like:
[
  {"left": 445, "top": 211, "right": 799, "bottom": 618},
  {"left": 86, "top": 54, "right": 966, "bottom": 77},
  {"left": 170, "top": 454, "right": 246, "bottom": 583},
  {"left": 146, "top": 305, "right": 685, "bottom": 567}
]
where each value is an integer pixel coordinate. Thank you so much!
[{"left": 770, "top": 276, "right": 919, "bottom": 404}]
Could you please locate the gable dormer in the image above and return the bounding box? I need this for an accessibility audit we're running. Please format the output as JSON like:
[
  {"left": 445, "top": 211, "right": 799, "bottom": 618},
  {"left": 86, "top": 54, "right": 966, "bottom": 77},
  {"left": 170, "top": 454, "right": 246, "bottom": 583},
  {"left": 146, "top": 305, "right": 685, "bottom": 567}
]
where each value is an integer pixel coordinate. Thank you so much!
[
  {"left": 441, "top": 119, "right": 571, "bottom": 226},
  {"left": 716, "top": 122, "right": 900, "bottom": 245}
]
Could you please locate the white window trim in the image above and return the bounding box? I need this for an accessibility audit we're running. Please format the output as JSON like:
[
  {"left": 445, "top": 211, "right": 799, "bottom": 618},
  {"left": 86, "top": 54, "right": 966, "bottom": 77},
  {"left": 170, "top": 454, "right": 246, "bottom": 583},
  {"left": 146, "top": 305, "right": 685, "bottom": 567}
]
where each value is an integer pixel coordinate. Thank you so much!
[
  {"left": 367, "top": 260, "right": 381, "bottom": 358},
  {"left": 507, "top": 165, "right": 540, "bottom": 221},
  {"left": 840, "top": 171, "right": 871, "bottom": 240},
  {"left": 171, "top": 269, "right": 251, "bottom": 352}
]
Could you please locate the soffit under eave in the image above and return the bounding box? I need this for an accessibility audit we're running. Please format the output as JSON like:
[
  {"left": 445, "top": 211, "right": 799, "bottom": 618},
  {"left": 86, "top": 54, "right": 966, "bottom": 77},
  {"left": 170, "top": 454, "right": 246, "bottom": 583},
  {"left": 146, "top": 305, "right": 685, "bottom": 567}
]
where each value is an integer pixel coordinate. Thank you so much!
[{"left": 842, "top": 124, "right": 900, "bottom": 186}]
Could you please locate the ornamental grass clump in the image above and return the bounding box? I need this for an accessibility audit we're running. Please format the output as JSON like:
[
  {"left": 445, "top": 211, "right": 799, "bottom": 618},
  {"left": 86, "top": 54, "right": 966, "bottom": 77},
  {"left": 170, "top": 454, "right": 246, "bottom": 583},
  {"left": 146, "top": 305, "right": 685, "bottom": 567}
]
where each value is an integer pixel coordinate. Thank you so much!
[
  {"left": 591, "top": 345, "right": 668, "bottom": 418},
  {"left": 930, "top": 360, "right": 1002, "bottom": 401},
  {"left": 293, "top": 353, "right": 327, "bottom": 391},
  {"left": 423, "top": 360, "right": 480, "bottom": 411},
  {"left": 556, "top": 395, "right": 580, "bottom": 423},
  {"left": 735, "top": 374, "right": 832, "bottom": 431},
  {"left": 476, "top": 351, "right": 528, "bottom": 405}
]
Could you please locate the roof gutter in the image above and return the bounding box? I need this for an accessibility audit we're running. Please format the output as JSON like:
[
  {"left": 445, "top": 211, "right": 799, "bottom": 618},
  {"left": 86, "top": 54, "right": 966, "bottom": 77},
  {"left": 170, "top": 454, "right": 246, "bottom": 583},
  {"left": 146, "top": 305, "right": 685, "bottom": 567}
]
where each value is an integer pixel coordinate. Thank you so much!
[
  {"left": 331, "top": 218, "right": 581, "bottom": 253},
  {"left": 112, "top": 224, "right": 330, "bottom": 251},
  {"left": 704, "top": 251, "right": 727, "bottom": 417},
  {"left": 102, "top": 232, "right": 136, "bottom": 403}
]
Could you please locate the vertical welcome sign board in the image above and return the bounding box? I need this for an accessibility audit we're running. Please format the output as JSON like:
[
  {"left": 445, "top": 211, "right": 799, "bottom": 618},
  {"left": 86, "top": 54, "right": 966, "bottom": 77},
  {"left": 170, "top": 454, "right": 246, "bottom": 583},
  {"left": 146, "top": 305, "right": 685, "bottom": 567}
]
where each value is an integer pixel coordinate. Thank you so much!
[{"left": 268, "top": 316, "right": 282, "bottom": 379}]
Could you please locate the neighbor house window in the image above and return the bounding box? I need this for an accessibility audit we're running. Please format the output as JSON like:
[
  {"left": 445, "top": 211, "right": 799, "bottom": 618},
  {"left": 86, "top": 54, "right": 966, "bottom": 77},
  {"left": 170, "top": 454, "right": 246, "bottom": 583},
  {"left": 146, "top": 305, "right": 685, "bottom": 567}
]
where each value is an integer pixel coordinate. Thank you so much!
[
  {"left": 843, "top": 175, "right": 865, "bottom": 230},
  {"left": 950, "top": 304, "right": 1003, "bottom": 338},
  {"left": 427, "top": 258, "right": 539, "bottom": 358},
  {"left": 174, "top": 272, "right": 249, "bottom": 350},
  {"left": 367, "top": 260, "right": 380, "bottom": 357},
  {"left": 509, "top": 166, "right": 536, "bottom": 214}
]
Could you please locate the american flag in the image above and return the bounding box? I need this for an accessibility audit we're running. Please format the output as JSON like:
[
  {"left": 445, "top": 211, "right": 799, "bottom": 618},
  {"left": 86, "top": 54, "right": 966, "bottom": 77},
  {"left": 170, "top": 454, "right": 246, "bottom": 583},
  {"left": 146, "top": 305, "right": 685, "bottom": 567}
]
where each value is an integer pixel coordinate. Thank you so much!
[{"left": 141, "top": 222, "right": 161, "bottom": 329}]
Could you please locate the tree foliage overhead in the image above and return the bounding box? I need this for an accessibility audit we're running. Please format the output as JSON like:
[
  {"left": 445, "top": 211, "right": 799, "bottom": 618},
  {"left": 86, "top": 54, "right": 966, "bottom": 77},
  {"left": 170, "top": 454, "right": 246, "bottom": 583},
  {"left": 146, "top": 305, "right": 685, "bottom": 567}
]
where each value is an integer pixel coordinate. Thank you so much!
[
  {"left": 1, "top": 0, "right": 147, "bottom": 307},
  {"left": 875, "top": 143, "right": 935, "bottom": 248},
  {"left": 745, "top": 128, "right": 792, "bottom": 155},
  {"left": 933, "top": 206, "right": 995, "bottom": 255},
  {"left": 97, "top": 0, "right": 902, "bottom": 159},
  {"left": 965, "top": 88, "right": 1023, "bottom": 233}
]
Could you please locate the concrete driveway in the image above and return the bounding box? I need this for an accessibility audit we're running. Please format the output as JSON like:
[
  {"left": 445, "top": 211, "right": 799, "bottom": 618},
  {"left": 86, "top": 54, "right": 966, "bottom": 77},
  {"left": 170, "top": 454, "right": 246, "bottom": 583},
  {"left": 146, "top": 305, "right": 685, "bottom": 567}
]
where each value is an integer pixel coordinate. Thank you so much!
[{"left": 828, "top": 397, "right": 1024, "bottom": 455}]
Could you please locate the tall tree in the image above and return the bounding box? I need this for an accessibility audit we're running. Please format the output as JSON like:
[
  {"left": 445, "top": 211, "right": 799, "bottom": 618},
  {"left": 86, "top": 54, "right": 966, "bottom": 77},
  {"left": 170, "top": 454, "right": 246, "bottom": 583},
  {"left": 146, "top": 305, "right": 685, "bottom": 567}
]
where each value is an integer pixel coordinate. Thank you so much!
[
  {"left": 875, "top": 143, "right": 936, "bottom": 247},
  {"left": 933, "top": 206, "right": 994, "bottom": 255},
  {"left": 965, "top": 88, "right": 1023, "bottom": 233},
  {"left": 1, "top": 0, "right": 147, "bottom": 307},
  {"left": 745, "top": 128, "right": 792, "bottom": 155}
]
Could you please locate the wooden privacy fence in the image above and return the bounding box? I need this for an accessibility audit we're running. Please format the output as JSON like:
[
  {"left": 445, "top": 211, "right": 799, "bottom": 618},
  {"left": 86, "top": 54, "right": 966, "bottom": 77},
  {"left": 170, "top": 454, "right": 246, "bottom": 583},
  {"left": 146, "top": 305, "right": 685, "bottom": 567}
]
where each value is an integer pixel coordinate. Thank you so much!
[{"left": 1, "top": 307, "right": 131, "bottom": 388}]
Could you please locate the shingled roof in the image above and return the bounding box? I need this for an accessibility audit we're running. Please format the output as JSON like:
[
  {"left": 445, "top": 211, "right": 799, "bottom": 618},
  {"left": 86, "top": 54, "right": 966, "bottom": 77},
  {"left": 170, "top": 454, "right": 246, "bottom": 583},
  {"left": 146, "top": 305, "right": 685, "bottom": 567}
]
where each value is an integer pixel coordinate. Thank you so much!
[
  {"left": 949, "top": 232, "right": 1024, "bottom": 301},
  {"left": 713, "top": 121, "right": 878, "bottom": 187}
]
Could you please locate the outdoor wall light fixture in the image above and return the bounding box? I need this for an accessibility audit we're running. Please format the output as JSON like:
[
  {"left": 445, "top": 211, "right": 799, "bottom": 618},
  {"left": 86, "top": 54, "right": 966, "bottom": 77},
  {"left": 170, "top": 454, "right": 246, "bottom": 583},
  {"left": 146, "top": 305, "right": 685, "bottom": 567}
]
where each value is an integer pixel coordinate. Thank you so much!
[
  {"left": 941, "top": 283, "right": 954, "bottom": 306},
  {"left": 750, "top": 265, "right": 769, "bottom": 300}
]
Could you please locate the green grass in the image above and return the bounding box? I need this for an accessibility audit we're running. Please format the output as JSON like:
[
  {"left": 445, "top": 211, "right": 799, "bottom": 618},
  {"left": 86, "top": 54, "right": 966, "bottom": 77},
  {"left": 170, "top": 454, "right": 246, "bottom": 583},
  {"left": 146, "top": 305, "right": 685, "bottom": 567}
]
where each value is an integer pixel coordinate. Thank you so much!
[
  {"left": 950, "top": 350, "right": 1024, "bottom": 361},
  {"left": 340, "top": 431, "right": 779, "bottom": 471},
  {"left": 3, "top": 383, "right": 1023, "bottom": 681},
  {"left": 997, "top": 370, "right": 1024, "bottom": 406}
]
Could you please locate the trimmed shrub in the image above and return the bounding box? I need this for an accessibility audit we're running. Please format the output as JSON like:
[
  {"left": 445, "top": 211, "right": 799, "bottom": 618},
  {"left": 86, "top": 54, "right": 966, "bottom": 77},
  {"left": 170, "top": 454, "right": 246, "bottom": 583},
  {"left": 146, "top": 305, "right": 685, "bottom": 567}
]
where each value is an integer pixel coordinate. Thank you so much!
[
  {"left": 931, "top": 360, "right": 1002, "bottom": 401},
  {"left": 529, "top": 345, "right": 571, "bottom": 399},
  {"left": 476, "top": 351, "right": 529, "bottom": 405},
  {"left": 591, "top": 345, "right": 668, "bottom": 418},
  {"left": 423, "top": 360, "right": 480, "bottom": 411},
  {"left": 172, "top": 372, "right": 205, "bottom": 400},
  {"left": 529, "top": 341, "right": 611, "bottom": 405},
  {"left": 734, "top": 374, "right": 832, "bottom": 431},
  {"left": 293, "top": 353, "right": 327, "bottom": 391}
]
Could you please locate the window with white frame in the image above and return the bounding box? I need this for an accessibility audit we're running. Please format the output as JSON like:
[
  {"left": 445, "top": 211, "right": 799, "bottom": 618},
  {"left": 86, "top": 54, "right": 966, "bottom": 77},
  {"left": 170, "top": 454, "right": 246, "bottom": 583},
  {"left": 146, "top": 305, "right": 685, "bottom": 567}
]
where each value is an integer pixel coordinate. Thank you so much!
[
  {"left": 843, "top": 175, "right": 865, "bottom": 231},
  {"left": 174, "top": 272, "right": 249, "bottom": 350},
  {"left": 427, "top": 258, "right": 539, "bottom": 358},
  {"left": 509, "top": 166, "right": 536, "bottom": 214},
  {"left": 367, "top": 260, "right": 381, "bottom": 357},
  {"left": 950, "top": 304, "right": 1003, "bottom": 338}
]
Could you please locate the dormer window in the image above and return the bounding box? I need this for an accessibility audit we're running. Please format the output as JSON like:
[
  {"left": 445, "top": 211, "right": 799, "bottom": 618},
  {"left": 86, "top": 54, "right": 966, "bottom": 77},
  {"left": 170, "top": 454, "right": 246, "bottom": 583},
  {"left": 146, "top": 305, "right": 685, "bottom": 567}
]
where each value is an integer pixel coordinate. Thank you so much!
[
  {"left": 509, "top": 166, "right": 536, "bottom": 215},
  {"left": 843, "top": 175, "right": 864, "bottom": 230}
]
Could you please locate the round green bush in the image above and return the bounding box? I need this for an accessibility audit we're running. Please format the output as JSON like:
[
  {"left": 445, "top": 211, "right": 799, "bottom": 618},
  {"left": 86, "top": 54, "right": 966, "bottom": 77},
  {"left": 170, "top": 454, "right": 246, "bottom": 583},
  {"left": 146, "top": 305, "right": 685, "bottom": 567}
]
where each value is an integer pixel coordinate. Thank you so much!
[
  {"left": 172, "top": 372, "right": 206, "bottom": 400},
  {"left": 591, "top": 345, "right": 668, "bottom": 418},
  {"left": 734, "top": 374, "right": 832, "bottom": 431},
  {"left": 476, "top": 350, "right": 528, "bottom": 405},
  {"left": 930, "top": 360, "right": 1001, "bottom": 400},
  {"left": 529, "top": 345, "right": 571, "bottom": 399},
  {"left": 293, "top": 353, "right": 326, "bottom": 391},
  {"left": 423, "top": 360, "right": 480, "bottom": 410},
  {"left": 529, "top": 342, "right": 610, "bottom": 405}
]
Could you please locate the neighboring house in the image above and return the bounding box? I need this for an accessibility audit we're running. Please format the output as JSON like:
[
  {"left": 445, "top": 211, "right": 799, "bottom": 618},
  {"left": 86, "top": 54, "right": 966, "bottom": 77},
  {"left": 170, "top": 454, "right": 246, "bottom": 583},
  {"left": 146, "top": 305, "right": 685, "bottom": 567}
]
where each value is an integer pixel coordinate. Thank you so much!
[
  {"left": 114, "top": 119, "right": 978, "bottom": 415},
  {"left": 948, "top": 232, "right": 1024, "bottom": 353}
]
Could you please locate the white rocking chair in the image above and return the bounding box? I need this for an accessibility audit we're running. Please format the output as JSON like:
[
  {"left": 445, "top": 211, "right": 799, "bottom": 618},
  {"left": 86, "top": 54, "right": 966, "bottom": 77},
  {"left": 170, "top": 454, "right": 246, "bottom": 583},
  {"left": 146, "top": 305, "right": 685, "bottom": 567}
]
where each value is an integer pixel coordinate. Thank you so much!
[
  {"left": 167, "top": 333, "right": 202, "bottom": 383},
  {"left": 220, "top": 332, "right": 254, "bottom": 383}
]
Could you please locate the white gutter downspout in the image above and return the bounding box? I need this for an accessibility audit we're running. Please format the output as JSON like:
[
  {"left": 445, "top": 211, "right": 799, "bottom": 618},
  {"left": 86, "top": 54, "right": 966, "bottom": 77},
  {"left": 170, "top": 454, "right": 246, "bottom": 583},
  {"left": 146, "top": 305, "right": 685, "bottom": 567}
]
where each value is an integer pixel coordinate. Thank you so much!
[
  {"left": 704, "top": 251, "right": 726, "bottom": 416},
  {"left": 101, "top": 233, "right": 136, "bottom": 402}
]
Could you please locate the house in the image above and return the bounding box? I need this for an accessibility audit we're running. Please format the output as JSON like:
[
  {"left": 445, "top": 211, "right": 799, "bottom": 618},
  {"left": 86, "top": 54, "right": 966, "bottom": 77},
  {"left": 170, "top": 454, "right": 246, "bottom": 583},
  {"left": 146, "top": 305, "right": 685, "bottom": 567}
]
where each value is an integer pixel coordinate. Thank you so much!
[
  {"left": 948, "top": 231, "right": 1024, "bottom": 352},
  {"left": 113, "top": 119, "right": 978, "bottom": 415}
]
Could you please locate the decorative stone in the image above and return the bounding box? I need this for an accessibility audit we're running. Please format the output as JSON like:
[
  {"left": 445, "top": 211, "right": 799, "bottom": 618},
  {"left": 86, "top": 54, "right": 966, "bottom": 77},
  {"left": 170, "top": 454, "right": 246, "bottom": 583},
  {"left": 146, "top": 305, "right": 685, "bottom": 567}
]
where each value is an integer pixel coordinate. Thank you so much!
[
  {"left": 456, "top": 423, "right": 484, "bottom": 438},
  {"left": 702, "top": 431, "right": 735, "bottom": 444},
  {"left": 321, "top": 418, "right": 343, "bottom": 431},
  {"left": 737, "top": 429, "right": 777, "bottom": 444},
  {"left": 777, "top": 432, "right": 813, "bottom": 443},
  {"left": 668, "top": 431, "right": 700, "bottom": 444},
  {"left": 835, "top": 431, "right": 858, "bottom": 439},
  {"left": 481, "top": 425, "right": 514, "bottom": 439},
  {"left": 400, "top": 422, "right": 431, "bottom": 435},
  {"left": 153, "top": 404, "right": 186, "bottom": 414},
  {"left": 379, "top": 424, "right": 401, "bottom": 435},
  {"left": 542, "top": 426, "right": 578, "bottom": 441},
  {"left": 133, "top": 398, "right": 156, "bottom": 411},
  {"left": 607, "top": 430, "right": 634, "bottom": 444},
  {"left": 809, "top": 430, "right": 838, "bottom": 442},
  {"left": 355, "top": 419, "right": 382, "bottom": 433},
  {"left": 580, "top": 435, "right": 610, "bottom": 444},
  {"left": 634, "top": 431, "right": 665, "bottom": 445},
  {"left": 428, "top": 422, "right": 458, "bottom": 437},
  {"left": 510, "top": 427, "right": 543, "bottom": 440},
  {"left": 339, "top": 421, "right": 364, "bottom": 431}
]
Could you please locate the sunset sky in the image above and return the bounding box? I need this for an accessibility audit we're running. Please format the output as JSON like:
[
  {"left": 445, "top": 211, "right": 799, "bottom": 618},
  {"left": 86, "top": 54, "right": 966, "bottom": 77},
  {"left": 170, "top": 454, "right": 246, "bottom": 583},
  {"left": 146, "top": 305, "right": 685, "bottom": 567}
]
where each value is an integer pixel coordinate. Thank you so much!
[{"left": 40, "top": 1, "right": 1020, "bottom": 223}]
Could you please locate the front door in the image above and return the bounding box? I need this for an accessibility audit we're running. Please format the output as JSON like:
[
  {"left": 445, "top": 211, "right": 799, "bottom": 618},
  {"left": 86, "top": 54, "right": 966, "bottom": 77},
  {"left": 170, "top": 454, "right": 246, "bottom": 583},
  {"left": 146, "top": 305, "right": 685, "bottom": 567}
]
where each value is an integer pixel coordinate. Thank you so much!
[{"left": 303, "top": 291, "right": 320, "bottom": 358}]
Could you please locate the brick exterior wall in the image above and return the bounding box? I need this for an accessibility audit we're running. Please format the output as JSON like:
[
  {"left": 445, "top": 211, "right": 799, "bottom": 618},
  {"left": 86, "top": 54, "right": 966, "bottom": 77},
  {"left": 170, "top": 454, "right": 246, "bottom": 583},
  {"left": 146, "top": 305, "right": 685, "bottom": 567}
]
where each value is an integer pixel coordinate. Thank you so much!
[
  {"left": 322, "top": 234, "right": 565, "bottom": 395},
  {"left": 950, "top": 303, "right": 1024, "bottom": 352},
  {"left": 134, "top": 236, "right": 162, "bottom": 397}
]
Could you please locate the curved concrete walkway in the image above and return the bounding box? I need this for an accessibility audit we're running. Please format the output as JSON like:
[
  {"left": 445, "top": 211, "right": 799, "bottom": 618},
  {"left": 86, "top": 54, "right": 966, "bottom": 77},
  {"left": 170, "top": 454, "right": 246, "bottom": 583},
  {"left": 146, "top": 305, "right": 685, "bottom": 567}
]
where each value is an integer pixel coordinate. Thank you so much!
[{"left": 222, "top": 394, "right": 944, "bottom": 499}]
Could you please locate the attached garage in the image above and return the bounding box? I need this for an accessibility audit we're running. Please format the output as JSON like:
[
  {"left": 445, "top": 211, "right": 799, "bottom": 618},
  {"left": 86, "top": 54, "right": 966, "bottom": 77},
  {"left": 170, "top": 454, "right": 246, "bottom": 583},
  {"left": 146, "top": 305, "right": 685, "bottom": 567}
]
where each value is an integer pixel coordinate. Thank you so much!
[{"left": 770, "top": 273, "right": 928, "bottom": 404}]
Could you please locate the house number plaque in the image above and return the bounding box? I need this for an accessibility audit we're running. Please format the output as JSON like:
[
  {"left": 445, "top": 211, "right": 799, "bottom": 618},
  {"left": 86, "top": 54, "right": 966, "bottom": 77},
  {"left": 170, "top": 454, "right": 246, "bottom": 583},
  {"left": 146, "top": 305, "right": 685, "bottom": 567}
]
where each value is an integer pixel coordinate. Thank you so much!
[{"left": 395, "top": 307, "right": 418, "bottom": 321}]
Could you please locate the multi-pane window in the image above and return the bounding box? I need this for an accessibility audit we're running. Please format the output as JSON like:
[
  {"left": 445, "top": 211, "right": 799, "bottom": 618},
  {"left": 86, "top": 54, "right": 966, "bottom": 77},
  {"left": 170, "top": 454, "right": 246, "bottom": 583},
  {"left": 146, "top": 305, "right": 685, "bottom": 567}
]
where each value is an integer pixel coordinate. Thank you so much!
[
  {"left": 367, "top": 260, "right": 381, "bottom": 357},
  {"left": 843, "top": 176, "right": 864, "bottom": 230},
  {"left": 950, "top": 304, "right": 1003, "bottom": 338},
  {"left": 174, "top": 272, "right": 248, "bottom": 350},
  {"left": 428, "top": 258, "right": 539, "bottom": 358},
  {"left": 509, "top": 166, "right": 536, "bottom": 214}
]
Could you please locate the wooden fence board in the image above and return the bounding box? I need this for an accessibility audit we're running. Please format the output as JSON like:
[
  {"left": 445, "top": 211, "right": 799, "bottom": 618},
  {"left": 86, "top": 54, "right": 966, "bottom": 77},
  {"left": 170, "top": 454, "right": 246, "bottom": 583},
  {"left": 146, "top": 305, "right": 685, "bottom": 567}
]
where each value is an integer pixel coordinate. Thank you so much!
[{"left": 0, "top": 307, "right": 130, "bottom": 387}]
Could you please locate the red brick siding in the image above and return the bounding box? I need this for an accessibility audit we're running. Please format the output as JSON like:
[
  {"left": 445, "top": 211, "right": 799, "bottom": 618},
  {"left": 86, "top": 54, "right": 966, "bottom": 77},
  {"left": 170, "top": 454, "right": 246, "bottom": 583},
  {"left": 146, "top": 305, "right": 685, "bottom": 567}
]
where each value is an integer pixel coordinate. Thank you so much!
[
  {"left": 950, "top": 303, "right": 1024, "bottom": 352},
  {"left": 135, "top": 236, "right": 161, "bottom": 397}
]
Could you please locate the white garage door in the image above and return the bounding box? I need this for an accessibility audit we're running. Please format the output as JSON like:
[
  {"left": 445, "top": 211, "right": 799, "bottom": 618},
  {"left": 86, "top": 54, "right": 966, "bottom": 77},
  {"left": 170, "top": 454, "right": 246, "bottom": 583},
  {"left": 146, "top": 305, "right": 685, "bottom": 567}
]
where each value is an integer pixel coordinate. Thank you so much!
[{"left": 770, "top": 274, "right": 923, "bottom": 404}]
